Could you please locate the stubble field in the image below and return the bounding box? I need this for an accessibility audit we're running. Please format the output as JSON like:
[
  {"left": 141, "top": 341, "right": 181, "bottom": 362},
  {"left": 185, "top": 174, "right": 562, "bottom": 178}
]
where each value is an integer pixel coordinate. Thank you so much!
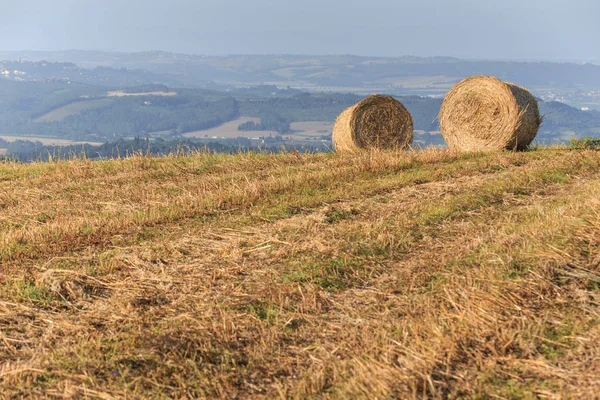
[{"left": 1, "top": 148, "right": 599, "bottom": 398}]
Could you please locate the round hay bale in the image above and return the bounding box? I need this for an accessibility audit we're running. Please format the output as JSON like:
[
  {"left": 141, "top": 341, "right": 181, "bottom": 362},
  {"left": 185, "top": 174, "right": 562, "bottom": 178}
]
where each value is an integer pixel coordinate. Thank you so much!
[
  {"left": 333, "top": 95, "right": 414, "bottom": 152},
  {"left": 439, "top": 76, "right": 541, "bottom": 152}
]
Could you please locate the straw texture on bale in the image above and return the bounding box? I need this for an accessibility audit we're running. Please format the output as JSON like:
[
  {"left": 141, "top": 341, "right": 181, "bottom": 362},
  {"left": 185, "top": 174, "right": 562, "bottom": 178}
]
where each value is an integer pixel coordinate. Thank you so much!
[
  {"left": 439, "top": 76, "right": 541, "bottom": 152},
  {"left": 333, "top": 95, "right": 414, "bottom": 152}
]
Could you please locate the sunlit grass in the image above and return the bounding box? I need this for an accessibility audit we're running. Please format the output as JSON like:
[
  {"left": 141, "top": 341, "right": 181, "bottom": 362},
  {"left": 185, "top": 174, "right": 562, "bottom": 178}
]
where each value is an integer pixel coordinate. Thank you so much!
[{"left": 1, "top": 147, "right": 600, "bottom": 398}]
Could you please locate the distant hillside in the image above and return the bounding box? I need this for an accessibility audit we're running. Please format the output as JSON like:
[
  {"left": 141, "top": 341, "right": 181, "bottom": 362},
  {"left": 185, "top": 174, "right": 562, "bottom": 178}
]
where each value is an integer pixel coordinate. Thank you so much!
[
  {"left": 3, "top": 51, "right": 600, "bottom": 94},
  {"left": 1, "top": 78, "right": 598, "bottom": 145},
  {"left": 0, "top": 60, "right": 184, "bottom": 87}
]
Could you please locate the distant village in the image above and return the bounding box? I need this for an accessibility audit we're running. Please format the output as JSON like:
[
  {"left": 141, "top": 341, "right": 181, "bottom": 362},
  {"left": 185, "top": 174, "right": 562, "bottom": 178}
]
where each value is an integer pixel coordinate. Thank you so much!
[{"left": 539, "top": 89, "right": 600, "bottom": 110}]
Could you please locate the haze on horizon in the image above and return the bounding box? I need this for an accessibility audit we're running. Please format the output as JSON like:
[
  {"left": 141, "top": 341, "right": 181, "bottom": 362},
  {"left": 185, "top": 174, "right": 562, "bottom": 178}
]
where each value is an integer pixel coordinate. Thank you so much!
[{"left": 0, "top": 0, "right": 598, "bottom": 62}]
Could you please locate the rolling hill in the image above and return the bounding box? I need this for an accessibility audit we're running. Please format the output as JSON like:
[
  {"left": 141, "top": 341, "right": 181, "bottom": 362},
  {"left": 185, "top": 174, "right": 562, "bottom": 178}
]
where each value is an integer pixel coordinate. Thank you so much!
[
  {"left": 3, "top": 51, "right": 600, "bottom": 94},
  {"left": 1, "top": 77, "right": 600, "bottom": 149}
]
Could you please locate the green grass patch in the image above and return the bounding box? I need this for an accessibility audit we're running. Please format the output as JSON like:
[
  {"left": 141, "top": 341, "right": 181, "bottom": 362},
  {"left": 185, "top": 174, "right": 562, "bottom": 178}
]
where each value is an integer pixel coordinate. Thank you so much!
[{"left": 569, "top": 137, "right": 600, "bottom": 150}]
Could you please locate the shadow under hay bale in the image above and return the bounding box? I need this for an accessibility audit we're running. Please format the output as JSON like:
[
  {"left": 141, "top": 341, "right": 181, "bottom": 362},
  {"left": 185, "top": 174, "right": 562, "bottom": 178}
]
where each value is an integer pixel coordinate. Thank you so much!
[
  {"left": 439, "top": 76, "right": 541, "bottom": 152},
  {"left": 333, "top": 95, "right": 414, "bottom": 153}
]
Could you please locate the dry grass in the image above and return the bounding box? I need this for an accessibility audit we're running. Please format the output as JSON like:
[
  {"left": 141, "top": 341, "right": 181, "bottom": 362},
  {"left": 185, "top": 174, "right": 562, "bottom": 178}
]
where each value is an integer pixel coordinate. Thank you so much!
[
  {"left": 1, "top": 148, "right": 600, "bottom": 398},
  {"left": 440, "top": 76, "right": 542, "bottom": 152}
]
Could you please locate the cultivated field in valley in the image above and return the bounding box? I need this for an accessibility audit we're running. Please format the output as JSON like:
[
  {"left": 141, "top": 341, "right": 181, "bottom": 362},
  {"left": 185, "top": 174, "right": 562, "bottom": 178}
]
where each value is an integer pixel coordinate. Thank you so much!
[
  {"left": 106, "top": 90, "right": 178, "bottom": 97},
  {"left": 183, "top": 117, "right": 278, "bottom": 139},
  {"left": 33, "top": 99, "right": 112, "bottom": 123},
  {"left": 290, "top": 121, "right": 333, "bottom": 137},
  {"left": 0, "top": 135, "right": 102, "bottom": 146}
]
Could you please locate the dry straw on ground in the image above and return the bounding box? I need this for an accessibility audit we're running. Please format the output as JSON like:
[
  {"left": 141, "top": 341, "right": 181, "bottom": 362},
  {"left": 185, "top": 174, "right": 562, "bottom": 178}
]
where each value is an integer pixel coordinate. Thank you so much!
[
  {"left": 333, "top": 94, "right": 414, "bottom": 152},
  {"left": 439, "top": 76, "right": 541, "bottom": 152},
  {"left": 2, "top": 150, "right": 600, "bottom": 398}
]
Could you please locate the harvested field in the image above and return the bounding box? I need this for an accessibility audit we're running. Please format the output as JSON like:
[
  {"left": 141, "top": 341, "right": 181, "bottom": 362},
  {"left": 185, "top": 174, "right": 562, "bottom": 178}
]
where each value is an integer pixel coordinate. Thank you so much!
[
  {"left": 33, "top": 98, "right": 112, "bottom": 123},
  {"left": 1, "top": 148, "right": 600, "bottom": 398},
  {"left": 373, "top": 75, "right": 460, "bottom": 89},
  {"left": 106, "top": 90, "right": 178, "bottom": 97},
  {"left": 290, "top": 121, "right": 333, "bottom": 137},
  {"left": 0, "top": 135, "right": 103, "bottom": 146},
  {"left": 183, "top": 117, "right": 278, "bottom": 139}
]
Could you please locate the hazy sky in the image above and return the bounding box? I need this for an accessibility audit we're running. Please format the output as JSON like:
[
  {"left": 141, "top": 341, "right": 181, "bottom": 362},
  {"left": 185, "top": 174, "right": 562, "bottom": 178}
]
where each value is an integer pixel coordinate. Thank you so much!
[{"left": 0, "top": 0, "right": 598, "bottom": 61}]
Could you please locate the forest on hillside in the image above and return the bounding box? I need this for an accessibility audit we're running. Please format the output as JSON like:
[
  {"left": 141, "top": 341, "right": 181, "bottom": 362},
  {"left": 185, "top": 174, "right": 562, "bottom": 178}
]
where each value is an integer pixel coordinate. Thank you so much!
[{"left": 2, "top": 80, "right": 598, "bottom": 142}]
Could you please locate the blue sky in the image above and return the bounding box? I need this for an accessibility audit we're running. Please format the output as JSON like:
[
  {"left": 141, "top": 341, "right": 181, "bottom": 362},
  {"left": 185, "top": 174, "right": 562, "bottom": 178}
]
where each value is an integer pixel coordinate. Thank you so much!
[{"left": 0, "top": 0, "right": 598, "bottom": 61}]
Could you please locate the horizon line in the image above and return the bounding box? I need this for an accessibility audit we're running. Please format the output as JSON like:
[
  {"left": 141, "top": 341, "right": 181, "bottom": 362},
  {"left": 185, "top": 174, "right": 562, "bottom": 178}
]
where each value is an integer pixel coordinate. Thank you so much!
[{"left": 0, "top": 49, "right": 598, "bottom": 65}]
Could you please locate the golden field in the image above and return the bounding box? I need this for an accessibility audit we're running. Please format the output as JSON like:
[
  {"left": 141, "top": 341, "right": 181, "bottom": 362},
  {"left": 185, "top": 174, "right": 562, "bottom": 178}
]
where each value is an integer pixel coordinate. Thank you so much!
[{"left": 1, "top": 148, "right": 599, "bottom": 398}]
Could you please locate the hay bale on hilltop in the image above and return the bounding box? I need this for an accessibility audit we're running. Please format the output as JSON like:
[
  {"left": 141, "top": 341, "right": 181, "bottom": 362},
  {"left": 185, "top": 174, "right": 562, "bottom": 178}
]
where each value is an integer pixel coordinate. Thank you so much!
[
  {"left": 333, "top": 95, "right": 414, "bottom": 152},
  {"left": 439, "top": 76, "right": 541, "bottom": 152}
]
